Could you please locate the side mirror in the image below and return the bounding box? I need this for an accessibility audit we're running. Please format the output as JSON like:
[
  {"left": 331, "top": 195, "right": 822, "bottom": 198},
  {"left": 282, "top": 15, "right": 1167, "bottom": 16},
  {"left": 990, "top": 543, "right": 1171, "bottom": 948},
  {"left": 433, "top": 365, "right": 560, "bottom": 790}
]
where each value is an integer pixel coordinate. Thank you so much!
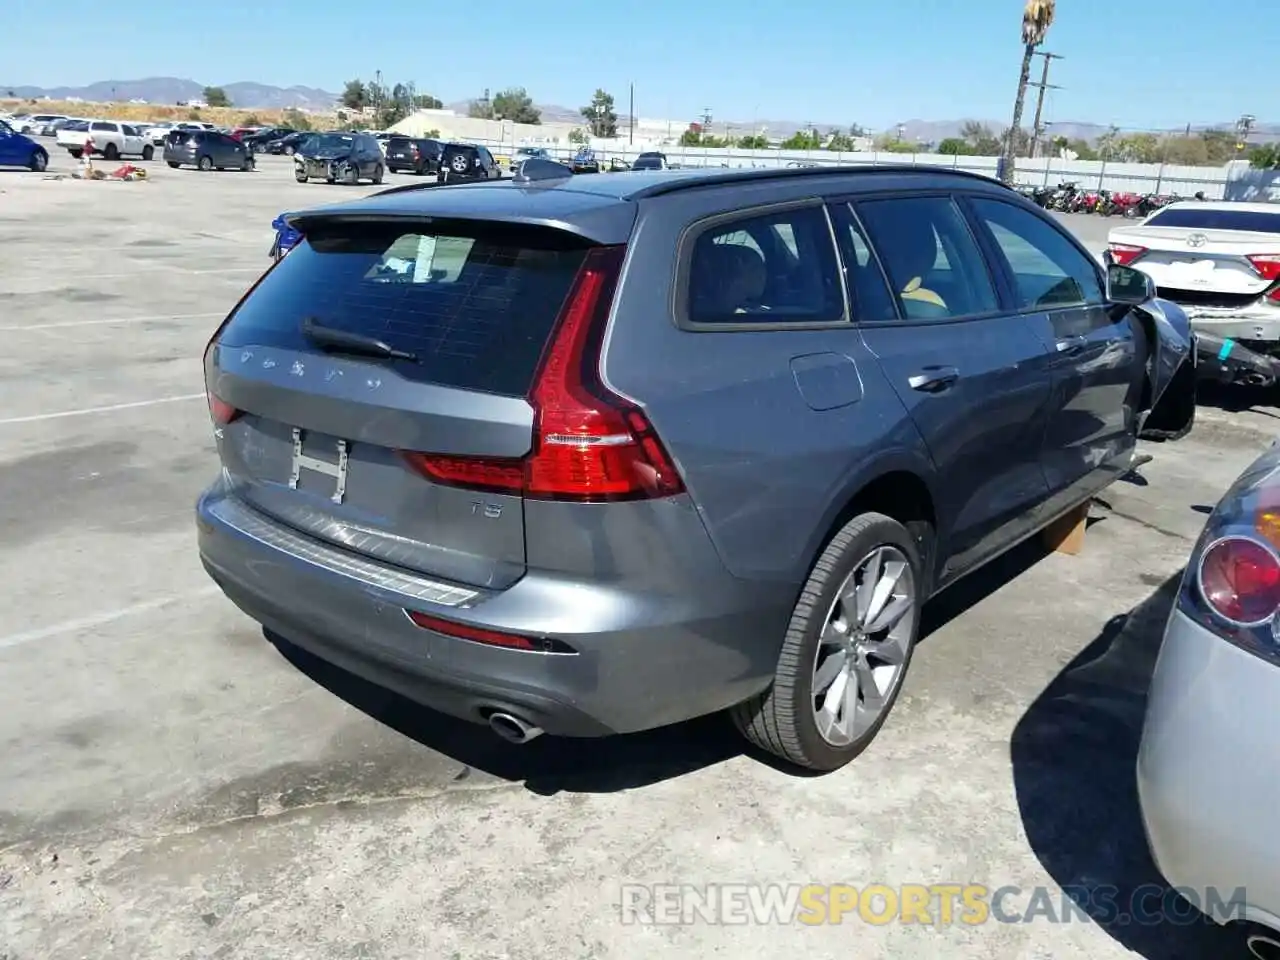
[{"left": 1106, "top": 263, "right": 1156, "bottom": 305}]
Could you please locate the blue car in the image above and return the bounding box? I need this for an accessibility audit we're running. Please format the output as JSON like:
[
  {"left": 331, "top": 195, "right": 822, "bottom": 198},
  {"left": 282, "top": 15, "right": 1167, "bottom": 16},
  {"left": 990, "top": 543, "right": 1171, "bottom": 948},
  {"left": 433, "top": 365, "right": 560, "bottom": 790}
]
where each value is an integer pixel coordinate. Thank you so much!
[
  {"left": 0, "top": 120, "right": 49, "bottom": 172},
  {"left": 269, "top": 213, "right": 303, "bottom": 261}
]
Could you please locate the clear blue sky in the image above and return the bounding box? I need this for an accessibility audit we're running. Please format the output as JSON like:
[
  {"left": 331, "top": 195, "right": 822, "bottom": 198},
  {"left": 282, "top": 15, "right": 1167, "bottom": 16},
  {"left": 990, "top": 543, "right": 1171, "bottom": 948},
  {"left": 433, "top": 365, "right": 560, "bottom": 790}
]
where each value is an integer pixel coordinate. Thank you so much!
[{"left": 5, "top": 0, "right": 1272, "bottom": 130}]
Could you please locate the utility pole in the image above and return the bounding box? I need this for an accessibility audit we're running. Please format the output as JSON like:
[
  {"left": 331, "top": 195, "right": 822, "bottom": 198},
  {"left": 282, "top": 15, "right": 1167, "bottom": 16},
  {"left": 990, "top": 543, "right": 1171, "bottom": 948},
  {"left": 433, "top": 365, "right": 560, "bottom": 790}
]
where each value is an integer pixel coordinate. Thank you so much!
[
  {"left": 1027, "top": 51, "right": 1063, "bottom": 159},
  {"left": 629, "top": 83, "right": 634, "bottom": 145}
]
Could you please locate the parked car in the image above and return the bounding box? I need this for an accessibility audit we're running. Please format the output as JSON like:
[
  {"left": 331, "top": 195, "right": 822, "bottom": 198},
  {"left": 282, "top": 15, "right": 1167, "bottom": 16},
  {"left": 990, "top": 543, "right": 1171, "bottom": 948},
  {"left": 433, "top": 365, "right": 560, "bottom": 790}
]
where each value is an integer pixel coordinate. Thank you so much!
[
  {"left": 56, "top": 120, "right": 153, "bottom": 161},
  {"left": 631, "top": 151, "right": 668, "bottom": 171},
  {"left": 243, "top": 127, "right": 294, "bottom": 153},
  {"left": 196, "top": 165, "right": 1195, "bottom": 772},
  {"left": 0, "top": 120, "right": 49, "bottom": 171},
  {"left": 510, "top": 146, "right": 551, "bottom": 173},
  {"left": 269, "top": 212, "right": 303, "bottom": 262},
  {"left": 163, "top": 129, "right": 254, "bottom": 171},
  {"left": 229, "top": 126, "right": 261, "bottom": 141},
  {"left": 1107, "top": 201, "right": 1280, "bottom": 358},
  {"left": 437, "top": 142, "right": 502, "bottom": 183},
  {"left": 13, "top": 114, "right": 67, "bottom": 135},
  {"left": 294, "top": 131, "right": 385, "bottom": 184},
  {"left": 263, "top": 131, "right": 312, "bottom": 156},
  {"left": 1137, "top": 439, "right": 1280, "bottom": 953},
  {"left": 385, "top": 136, "right": 444, "bottom": 176},
  {"left": 569, "top": 146, "right": 600, "bottom": 173}
]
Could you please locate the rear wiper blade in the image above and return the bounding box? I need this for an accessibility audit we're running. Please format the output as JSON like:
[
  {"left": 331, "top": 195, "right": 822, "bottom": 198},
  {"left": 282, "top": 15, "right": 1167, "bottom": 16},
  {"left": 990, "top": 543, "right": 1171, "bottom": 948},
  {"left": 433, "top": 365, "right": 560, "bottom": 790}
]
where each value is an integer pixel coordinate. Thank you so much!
[{"left": 301, "top": 317, "right": 417, "bottom": 362}]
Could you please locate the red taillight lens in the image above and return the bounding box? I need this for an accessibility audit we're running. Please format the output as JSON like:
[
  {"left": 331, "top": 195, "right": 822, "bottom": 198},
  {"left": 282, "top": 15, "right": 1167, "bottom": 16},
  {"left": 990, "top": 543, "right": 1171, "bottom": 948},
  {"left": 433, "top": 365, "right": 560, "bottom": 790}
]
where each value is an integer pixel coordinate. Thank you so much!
[
  {"left": 1246, "top": 254, "right": 1280, "bottom": 302},
  {"left": 207, "top": 391, "right": 240, "bottom": 426},
  {"left": 402, "top": 246, "right": 686, "bottom": 502},
  {"left": 1109, "top": 243, "right": 1147, "bottom": 266},
  {"left": 1198, "top": 536, "right": 1280, "bottom": 625},
  {"left": 404, "top": 610, "right": 536, "bottom": 650}
]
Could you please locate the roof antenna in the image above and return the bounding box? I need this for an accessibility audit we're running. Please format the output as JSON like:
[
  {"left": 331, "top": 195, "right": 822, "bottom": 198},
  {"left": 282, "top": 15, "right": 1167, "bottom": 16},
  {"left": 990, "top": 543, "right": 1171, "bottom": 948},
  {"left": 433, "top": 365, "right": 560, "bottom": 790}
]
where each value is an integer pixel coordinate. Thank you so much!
[{"left": 514, "top": 157, "right": 575, "bottom": 183}]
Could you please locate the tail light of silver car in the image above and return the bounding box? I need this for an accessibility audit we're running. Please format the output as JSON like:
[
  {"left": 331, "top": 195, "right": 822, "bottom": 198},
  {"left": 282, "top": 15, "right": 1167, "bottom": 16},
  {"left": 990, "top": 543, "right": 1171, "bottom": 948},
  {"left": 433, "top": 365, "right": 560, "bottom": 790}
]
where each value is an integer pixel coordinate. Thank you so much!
[{"left": 1183, "top": 528, "right": 1280, "bottom": 667}]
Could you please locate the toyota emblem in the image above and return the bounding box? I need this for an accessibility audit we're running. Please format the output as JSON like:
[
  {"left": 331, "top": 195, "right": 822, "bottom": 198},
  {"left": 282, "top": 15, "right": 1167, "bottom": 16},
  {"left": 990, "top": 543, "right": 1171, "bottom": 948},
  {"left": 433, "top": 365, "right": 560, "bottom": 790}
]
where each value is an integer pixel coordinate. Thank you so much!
[{"left": 1186, "top": 233, "right": 1208, "bottom": 247}]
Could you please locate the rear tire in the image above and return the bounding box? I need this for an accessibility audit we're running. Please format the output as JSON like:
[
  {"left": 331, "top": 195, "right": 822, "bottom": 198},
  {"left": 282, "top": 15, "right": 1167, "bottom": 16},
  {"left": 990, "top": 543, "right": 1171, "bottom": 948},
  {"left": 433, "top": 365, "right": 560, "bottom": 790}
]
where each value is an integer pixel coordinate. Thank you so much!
[
  {"left": 167, "top": 161, "right": 180, "bottom": 169},
  {"left": 372, "top": 163, "right": 384, "bottom": 184},
  {"left": 141, "top": 145, "right": 154, "bottom": 161},
  {"left": 731, "top": 512, "right": 923, "bottom": 772},
  {"left": 103, "top": 143, "right": 119, "bottom": 161},
  {"left": 346, "top": 163, "right": 360, "bottom": 185},
  {"left": 198, "top": 155, "right": 213, "bottom": 172},
  {"left": 68, "top": 149, "right": 83, "bottom": 160},
  {"left": 242, "top": 156, "right": 255, "bottom": 171},
  {"left": 295, "top": 169, "right": 309, "bottom": 183}
]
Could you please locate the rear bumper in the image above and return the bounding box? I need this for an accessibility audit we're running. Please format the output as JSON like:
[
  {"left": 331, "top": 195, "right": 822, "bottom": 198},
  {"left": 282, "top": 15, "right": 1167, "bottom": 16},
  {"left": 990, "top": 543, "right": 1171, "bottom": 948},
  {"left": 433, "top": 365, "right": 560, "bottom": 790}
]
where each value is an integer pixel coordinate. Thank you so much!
[
  {"left": 1176, "top": 304, "right": 1280, "bottom": 342},
  {"left": 1136, "top": 608, "right": 1280, "bottom": 932},
  {"left": 196, "top": 485, "right": 791, "bottom": 737}
]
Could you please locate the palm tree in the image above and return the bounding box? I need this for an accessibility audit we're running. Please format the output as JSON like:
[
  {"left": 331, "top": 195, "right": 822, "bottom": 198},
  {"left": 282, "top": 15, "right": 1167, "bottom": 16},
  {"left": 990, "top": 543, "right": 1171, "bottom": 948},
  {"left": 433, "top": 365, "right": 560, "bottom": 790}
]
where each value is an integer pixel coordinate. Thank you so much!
[{"left": 1000, "top": 0, "right": 1056, "bottom": 183}]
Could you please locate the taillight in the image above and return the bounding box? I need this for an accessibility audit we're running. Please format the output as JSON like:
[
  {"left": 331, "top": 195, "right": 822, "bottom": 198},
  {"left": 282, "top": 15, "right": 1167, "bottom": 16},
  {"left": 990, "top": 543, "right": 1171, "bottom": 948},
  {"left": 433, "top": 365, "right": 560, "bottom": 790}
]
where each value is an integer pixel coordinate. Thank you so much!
[
  {"left": 1246, "top": 254, "right": 1280, "bottom": 302},
  {"left": 207, "top": 392, "right": 240, "bottom": 426},
  {"left": 401, "top": 246, "right": 686, "bottom": 502},
  {"left": 1108, "top": 243, "right": 1147, "bottom": 266},
  {"left": 1197, "top": 536, "right": 1280, "bottom": 626}
]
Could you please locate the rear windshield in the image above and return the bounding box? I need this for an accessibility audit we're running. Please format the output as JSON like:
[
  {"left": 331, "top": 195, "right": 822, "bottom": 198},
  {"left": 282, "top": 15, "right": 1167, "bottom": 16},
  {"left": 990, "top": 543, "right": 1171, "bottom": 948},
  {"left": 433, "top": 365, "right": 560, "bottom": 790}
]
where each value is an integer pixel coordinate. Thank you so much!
[
  {"left": 219, "top": 220, "right": 593, "bottom": 396},
  {"left": 63, "top": 121, "right": 88, "bottom": 132},
  {"left": 1145, "top": 208, "right": 1280, "bottom": 234}
]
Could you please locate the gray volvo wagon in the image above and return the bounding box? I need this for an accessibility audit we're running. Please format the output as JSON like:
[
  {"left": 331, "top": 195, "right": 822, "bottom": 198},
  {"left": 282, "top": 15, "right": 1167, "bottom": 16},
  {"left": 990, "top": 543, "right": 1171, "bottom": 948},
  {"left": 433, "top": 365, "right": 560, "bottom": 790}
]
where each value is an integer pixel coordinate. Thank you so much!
[{"left": 198, "top": 162, "right": 1195, "bottom": 771}]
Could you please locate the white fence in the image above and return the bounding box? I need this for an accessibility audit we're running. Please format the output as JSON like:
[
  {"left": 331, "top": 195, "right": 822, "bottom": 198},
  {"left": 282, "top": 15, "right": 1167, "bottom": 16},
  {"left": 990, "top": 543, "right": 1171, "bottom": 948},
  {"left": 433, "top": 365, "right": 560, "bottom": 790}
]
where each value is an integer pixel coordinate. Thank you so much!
[{"left": 463, "top": 137, "right": 1280, "bottom": 201}]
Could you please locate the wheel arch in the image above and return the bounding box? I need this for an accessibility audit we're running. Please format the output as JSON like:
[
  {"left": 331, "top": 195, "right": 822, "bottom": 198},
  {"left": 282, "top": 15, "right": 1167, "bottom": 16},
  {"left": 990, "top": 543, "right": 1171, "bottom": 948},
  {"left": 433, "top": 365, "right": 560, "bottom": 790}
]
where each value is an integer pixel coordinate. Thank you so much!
[{"left": 804, "top": 452, "right": 945, "bottom": 597}]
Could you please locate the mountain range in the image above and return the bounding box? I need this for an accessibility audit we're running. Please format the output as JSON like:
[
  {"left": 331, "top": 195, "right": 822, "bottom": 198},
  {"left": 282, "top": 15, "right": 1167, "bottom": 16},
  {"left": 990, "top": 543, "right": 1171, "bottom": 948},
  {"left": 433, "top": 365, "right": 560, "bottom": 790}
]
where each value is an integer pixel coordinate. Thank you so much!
[{"left": 3, "top": 77, "right": 1275, "bottom": 143}]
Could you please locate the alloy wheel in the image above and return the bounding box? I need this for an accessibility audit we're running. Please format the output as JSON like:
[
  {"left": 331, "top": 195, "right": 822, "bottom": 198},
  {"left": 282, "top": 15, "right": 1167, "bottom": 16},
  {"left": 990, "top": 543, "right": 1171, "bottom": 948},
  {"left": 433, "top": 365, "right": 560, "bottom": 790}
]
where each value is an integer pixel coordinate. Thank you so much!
[{"left": 811, "top": 545, "right": 916, "bottom": 746}]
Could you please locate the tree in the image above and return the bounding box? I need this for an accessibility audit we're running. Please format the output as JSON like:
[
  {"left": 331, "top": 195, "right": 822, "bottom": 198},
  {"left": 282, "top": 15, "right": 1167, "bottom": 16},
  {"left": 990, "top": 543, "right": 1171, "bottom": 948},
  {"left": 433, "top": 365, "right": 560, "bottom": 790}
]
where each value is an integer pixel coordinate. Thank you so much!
[
  {"left": 1002, "top": 0, "right": 1056, "bottom": 182},
  {"left": 203, "top": 87, "right": 231, "bottom": 108},
  {"left": 1249, "top": 144, "right": 1280, "bottom": 169},
  {"left": 826, "top": 132, "right": 856, "bottom": 151},
  {"left": 568, "top": 127, "right": 589, "bottom": 144},
  {"left": 848, "top": 123, "right": 868, "bottom": 138},
  {"left": 468, "top": 96, "right": 494, "bottom": 120},
  {"left": 960, "top": 121, "right": 1002, "bottom": 156},
  {"left": 580, "top": 89, "right": 618, "bottom": 138},
  {"left": 243, "top": 114, "right": 262, "bottom": 126},
  {"left": 937, "top": 138, "right": 972, "bottom": 155},
  {"left": 341, "top": 79, "right": 368, "bottom": 112},
  {"left": 781, "top": 129, "right": 822, "bottom": 150},
  {"left": 492, "top": 87, "right": 540, "bottom": 124},
  {"left": 738, "top": 134, "right": 769, "bottom": 149},
  {"left": 413, "top": 93, "right": 443, "bottom": 110},
  {"left": 1065, "top": 137, "right": 1097, "bottom": 161},
  {"left": 187, "top": 109, "right": 202, "bottom": 121},
  {"left": 1199, "top": 128, "right": 1236, "bottom": 164}
]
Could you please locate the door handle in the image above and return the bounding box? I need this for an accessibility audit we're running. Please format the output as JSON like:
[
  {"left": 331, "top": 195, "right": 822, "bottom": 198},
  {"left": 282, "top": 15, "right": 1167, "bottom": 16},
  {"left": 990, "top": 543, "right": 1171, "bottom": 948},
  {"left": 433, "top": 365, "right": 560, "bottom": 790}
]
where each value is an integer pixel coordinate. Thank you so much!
[
  {"left": 1056, "top": 334, "right": 1088, "bottom": 354},
  {"left": 908, "top": 366, "right": 959, "bottom": 393}
]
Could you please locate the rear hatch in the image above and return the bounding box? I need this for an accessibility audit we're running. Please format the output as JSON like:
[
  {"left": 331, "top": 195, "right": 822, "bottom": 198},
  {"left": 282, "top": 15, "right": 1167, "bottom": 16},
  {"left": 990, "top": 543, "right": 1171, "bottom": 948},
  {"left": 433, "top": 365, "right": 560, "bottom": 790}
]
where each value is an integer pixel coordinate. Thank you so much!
[
  {"left": 205, "top": 216, "right": 599, "bottom": 590},
  {"left": 386, "top": 138, "right": 417, "bottom": 163},
  {"left": 1116, "top": 207, "right": 1280, "bottom": 304}
]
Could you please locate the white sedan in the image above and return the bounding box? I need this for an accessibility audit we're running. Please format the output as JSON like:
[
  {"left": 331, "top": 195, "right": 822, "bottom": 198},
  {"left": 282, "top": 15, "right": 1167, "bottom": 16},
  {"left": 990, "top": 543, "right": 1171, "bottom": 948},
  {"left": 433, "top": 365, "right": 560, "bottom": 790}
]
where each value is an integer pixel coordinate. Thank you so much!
[{"left": 1106, "top": 201, "right": 1280, "bottom": 348}]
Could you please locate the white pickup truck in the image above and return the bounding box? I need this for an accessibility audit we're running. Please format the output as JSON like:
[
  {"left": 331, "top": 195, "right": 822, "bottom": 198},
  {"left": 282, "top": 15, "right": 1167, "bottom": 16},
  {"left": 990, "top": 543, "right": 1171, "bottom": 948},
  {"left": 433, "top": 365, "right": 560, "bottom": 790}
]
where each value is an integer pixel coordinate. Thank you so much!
[{"left": 56, "top": 120, "right": 154, "bottom": 161}]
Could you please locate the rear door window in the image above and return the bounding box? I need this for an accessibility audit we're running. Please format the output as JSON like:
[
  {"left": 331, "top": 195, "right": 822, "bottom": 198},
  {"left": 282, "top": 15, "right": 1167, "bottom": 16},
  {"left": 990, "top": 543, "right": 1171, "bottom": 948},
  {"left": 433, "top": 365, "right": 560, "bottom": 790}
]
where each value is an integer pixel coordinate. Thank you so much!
[
  {"left": 854, "top": 195, "right": 998, "bottom": 320},
  {"left": 686, "top": 205, "right": 844, "bottom": 325},
  {"left": 218, "top": 220, "right": 594, "bottom": 396}
]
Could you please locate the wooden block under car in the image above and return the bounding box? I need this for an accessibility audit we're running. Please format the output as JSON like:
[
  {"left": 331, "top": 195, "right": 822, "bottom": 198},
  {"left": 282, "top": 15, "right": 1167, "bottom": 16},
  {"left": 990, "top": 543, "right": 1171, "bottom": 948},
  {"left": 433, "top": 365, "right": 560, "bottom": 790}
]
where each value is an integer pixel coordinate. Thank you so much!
[{"left": 1042, "top": 503, "right": 1090, "bottom": 556}]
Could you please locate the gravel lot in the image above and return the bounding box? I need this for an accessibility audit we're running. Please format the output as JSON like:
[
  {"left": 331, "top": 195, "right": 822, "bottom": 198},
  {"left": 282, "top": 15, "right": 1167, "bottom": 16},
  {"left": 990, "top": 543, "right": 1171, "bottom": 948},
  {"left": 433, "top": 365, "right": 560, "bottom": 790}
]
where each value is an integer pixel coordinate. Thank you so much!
[{"left": 0, "top": 152, "right": 1275, "bottom": 960}]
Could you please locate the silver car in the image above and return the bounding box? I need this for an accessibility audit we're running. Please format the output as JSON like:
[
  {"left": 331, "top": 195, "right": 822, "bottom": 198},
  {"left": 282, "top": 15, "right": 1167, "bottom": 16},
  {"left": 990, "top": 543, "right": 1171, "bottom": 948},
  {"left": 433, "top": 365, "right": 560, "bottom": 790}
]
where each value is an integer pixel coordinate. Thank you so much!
[{"left": 1137, "top": 440, "right": 1280, "bottom": 954}]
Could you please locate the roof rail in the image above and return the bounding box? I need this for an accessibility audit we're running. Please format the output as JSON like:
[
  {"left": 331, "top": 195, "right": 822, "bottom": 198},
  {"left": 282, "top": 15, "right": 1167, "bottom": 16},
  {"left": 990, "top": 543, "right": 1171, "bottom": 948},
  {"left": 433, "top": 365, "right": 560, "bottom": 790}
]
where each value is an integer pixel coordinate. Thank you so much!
[{"left": 625, "top": 163, "right": 1006, "bottom": 200}]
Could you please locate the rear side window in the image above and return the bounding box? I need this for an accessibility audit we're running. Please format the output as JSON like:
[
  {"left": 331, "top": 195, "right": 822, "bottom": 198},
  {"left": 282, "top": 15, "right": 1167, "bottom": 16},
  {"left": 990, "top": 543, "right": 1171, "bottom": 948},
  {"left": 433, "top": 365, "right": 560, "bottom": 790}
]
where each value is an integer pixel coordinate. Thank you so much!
[
  {"left": 968, "top": 197, "right": 1104, "bottom": 309},
  {"left": 1144, "top": 208, "right": 1280, "bottom": 234},
  {"left": 687, "top": 206, "right": 844, "bottom": 325},
  {"left": 855, "top": 196, "right": 998, "bottom": 321},
  {"left": 218, "top": 220, "right": 593, "bottom": 396},
  {"left": 91, "top": 121, "right": 114, "bottom": 132}
]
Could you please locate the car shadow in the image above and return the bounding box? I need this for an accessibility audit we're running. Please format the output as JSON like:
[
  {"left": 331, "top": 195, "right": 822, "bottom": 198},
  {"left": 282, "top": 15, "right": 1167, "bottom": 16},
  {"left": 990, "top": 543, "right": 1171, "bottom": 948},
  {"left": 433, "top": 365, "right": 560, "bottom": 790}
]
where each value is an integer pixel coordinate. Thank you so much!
[{"left": 1010, "top": 571, "right": 1249, "bottom": 958}]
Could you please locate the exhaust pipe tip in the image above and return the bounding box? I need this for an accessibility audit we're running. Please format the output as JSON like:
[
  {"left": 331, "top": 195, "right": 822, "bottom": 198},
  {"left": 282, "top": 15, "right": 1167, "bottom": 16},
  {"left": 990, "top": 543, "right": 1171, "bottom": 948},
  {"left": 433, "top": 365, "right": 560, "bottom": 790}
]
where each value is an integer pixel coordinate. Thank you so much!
[
  {"left": 1248, "top": 933, "right": 1280, "bottom": 960},
  {"left": 487, "top": 711, "right": 544, "bottom": 744}
]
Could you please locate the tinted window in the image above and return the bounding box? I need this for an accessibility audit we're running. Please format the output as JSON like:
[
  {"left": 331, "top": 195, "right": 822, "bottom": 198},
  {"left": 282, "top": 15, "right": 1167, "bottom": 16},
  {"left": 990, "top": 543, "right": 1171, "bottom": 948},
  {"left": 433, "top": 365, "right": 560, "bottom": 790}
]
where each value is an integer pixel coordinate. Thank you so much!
[
  {"left": 91, "top": 122, "right": 114, "bottom": 132},
  {"left": 829, "top": 204, "right": 898, "bottom": 322},
  {"left": 688, "top": 206, "right": 843, "bottom": 325},
  {"left": 219, "top": 221, "right": 594, "bottom": 396},
  {"left": 1144, "top": 207, "right": 1280, "bottom": 234},
  {"left": 856, "top": 196, "right": 997, "bottom": 320},
  {"left": 969, "top": 198, "right": 1103, "bottom": 308},
  {"left": 64, "top": 121, "right": 89, "bottom": 132}
]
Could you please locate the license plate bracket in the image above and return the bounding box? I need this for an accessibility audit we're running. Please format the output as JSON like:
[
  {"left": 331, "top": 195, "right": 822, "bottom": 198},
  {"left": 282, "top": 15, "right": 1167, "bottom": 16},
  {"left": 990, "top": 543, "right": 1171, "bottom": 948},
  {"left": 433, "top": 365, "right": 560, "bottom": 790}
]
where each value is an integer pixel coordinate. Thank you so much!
[{"left": 289, "top": 427, "right": 349, "bottom": 503}]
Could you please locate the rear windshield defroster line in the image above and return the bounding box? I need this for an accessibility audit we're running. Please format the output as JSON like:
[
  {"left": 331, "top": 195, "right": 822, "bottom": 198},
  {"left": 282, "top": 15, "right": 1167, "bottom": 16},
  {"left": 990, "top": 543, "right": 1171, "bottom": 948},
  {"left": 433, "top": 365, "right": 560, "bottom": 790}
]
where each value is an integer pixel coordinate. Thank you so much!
[{"left": 217, "top": 218, "right": 596, "bottom": 397}]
